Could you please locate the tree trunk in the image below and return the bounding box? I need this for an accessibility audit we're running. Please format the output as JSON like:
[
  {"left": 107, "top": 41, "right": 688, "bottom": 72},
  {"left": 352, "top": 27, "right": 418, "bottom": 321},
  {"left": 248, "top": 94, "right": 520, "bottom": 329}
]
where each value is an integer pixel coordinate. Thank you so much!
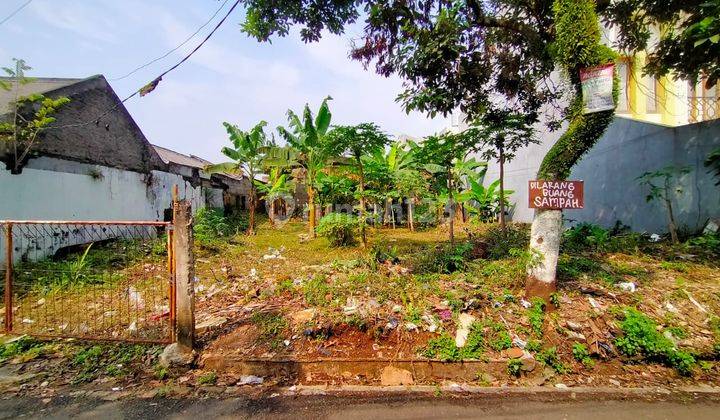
[
  {"left": 448, "top": 168, "right": 454, "bottom": 244},
  {"left": 373, "top": 203, "right": 378, "bottom": 227},
  {"left": 527, "top": 209, "right": 562, "bottom": 301},
  {"left": 384, "top": 197, "right": 392, "bottom": 226},
  {"left": 408, "top": 198, "right": 414, "bottom": 231},
  {"left": 358, "top": 162, "right": 367, "bottom": 247},
  {"left": 665, "top": 198, "right": 679, "bottom": 244},
  {"left": 498, "top": 145, "right": 506, "bottom": 230},
  {"left": 307, "top": 186, "right": 317, "bottom": 237},
  {"left": 248, "top": 187, "right": 256, "bottom": 235}
]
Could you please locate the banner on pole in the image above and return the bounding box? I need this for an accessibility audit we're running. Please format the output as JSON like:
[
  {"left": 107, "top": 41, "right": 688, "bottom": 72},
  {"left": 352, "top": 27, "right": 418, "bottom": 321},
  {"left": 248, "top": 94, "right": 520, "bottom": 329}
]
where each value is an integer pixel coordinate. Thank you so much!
[{"left": 580, "top": 63, "right": 615, "bottom": 114}]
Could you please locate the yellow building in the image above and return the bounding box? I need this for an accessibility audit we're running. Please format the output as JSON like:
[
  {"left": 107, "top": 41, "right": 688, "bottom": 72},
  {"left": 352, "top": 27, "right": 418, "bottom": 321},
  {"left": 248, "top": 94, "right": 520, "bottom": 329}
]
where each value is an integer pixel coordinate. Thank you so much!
[{"left": 611, "top": 31, "right": 719, "bottom": 126}]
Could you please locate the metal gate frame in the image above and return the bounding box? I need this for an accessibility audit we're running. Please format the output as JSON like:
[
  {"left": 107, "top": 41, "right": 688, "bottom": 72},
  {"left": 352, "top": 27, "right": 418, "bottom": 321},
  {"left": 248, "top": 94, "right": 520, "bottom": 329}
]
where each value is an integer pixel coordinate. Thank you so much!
[{"left": 2, "top": 220, "right": 176, "bottom": 344}]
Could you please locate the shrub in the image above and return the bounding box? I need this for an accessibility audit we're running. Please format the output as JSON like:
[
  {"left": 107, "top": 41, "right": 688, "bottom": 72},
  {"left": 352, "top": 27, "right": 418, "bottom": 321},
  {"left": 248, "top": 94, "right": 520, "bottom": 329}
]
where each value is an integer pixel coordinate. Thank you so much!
[
  {"left": 410, "top": 242, "right": 474, "bottom": 273},
  {"left": 562, "top": 221, "right": 642, "bottom": 253},
  {"left": 536, "top": 347, "right": 567, "bottom": 374},
  {"left": 194, "top": 208, "right": 247, "bottom": 246},
  {"left": 421, "top": 323, "right": 485, "bottom": 361},
  {"left": 316, "top": 213, "right": 358, "bottom": 246},
  {"left": 572, "top": 343, "right": 594, "bottom": 368},
  {"left": 614, "top": 307, "right": 696, "bottom": 376},
  {"left": 480, "top": 223, "right": 530, "bottom": 260},
  {"left": 528, "top": 298, "right": 545, "bottom": 337},
  {"left": 507, "top": 359, "right": 523, "bottom": 377},
  {"left": 367, "top": 240, "right": 399, "bottom": 269}
]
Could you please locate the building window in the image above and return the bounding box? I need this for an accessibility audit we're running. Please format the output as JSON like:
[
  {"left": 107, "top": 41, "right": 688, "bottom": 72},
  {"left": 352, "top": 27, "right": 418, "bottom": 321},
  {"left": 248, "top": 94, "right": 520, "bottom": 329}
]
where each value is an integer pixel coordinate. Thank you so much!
[
  {"left": 644, "top": 74, "right": 659, "bottom": 113},
  {"left": 616, "top": 60, "right": 630, "bottom": 113}
]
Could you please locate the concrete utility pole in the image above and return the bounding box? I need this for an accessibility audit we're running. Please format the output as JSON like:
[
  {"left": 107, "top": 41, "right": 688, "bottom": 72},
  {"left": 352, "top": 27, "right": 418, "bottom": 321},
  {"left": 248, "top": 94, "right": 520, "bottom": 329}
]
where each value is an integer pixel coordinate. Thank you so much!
[{"left": 173, "top": 200, "right": 195, "bottom": 349}]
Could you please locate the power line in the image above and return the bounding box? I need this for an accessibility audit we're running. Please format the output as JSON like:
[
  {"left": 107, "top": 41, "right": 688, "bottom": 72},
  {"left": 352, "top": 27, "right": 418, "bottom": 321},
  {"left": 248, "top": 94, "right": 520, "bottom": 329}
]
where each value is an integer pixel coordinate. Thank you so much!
[
  {"left": 0, "top": 0, "right": 33, "bottom": 26},
  {"left": 46, "top": 0, "right": 242, "bottom": 130},
  {"left": 109, "top": 0, "right": 231, "bottom": 82}
]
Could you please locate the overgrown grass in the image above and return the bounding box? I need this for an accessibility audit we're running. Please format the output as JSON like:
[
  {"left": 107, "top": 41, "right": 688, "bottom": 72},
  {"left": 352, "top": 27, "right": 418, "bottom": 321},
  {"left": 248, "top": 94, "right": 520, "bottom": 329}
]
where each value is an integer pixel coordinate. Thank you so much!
[{"left": 614, "top": 307, "right": 696, "bottom": 376}]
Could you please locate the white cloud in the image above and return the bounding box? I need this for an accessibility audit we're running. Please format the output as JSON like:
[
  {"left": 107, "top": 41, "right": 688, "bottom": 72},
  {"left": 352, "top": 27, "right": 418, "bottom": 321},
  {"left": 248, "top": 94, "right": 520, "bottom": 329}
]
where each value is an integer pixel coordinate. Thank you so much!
[{"left": 29, "top": 0, "right": 120, "bottom": 44}]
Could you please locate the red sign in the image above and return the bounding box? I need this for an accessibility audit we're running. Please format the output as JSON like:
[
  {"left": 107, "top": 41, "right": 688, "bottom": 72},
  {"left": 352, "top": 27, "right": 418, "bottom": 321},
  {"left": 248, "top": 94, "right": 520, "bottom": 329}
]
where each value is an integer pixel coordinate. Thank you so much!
[{"left": 529, "top": 180, "right": 584, "bottom": 209}]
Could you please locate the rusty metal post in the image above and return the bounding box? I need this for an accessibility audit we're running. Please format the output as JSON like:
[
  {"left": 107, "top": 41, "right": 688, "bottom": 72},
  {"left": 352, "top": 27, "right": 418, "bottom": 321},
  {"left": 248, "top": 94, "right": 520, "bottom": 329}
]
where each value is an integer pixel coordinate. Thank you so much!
[
  {"left": 172, "top": 200, "right": 194, "bottom": 348},
  {"left": 4, "top": 223, "right": 13, "bottom": 333}
]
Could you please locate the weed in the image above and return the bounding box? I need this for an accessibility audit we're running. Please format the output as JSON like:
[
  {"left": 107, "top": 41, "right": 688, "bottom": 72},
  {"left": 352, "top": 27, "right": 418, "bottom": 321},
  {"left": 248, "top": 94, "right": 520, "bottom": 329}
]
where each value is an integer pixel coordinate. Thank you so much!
[
  {"left": 528, "top": 298, "right": 545, "bottom": 337},
  {"left": 507, "top": 359, "right": 523, "bottom": 377},
  {"left": 660, "top": 261, "right": 689, "bottom": 272},
  {"left": 0, "top": 336, "right": 46, "bottom": 362},
  {"left": 482, "top": 320, "right": 512, "bottom": 351},
  {"left": 316, "top": 213, "right": 358, "bottom": 247},
  {"left": 404, "top": 304, "right": 422, "bottom": 324},
  {"left": 614, "top": 307, "right": 696, "bottom": 376},
  {"left": 666, "top": 326, "right": 688, "bottom": 340},
  {"left": 367, "top": 240, "right": 399, "bottom": 269},
  {"left": 557, "top": 255, "right": 603, "bottom": 281},
  {"left": 251, "top": 312, "right": 288, "bottom": 347},
  {"left": 72, "top": 344, "right": 149, "bottom": 383},
  {"left": 197, "top": 371, "right": 218, "bottom": 385},
  {"left": 410, "top": 242, "right": 474, "bottom": 274},
  {"left": 549, "top": 293, "right": 560, "bottom": 307},
  {"left": 699, "top": 361, "right": 714, "bottom": 372},
  {"left": 480, "top": 224, "right": 530, "bottom": 260},
  {"left": 536, "top": 347, "right": 567, "bottom": 374},
  {"left": 572, "top": 343, "right": 594, "bottom": 368},
  {"left": 421, "top": 322, "right": 485, "bottom": 361},
  {"left": 525, "top": 339, "right": 542, "bottom": 353},
  {"left": 154, "top": 364, "right": 169, "bottom": 380},
  {"left": 194, "top": 208, "right": 247, "bottom": 248},
  {"left": 303, "top": 275, "right": 330, "bottom": 306},
  {"left": 475, "top": 372, "right": 493, "bottom": 386}
]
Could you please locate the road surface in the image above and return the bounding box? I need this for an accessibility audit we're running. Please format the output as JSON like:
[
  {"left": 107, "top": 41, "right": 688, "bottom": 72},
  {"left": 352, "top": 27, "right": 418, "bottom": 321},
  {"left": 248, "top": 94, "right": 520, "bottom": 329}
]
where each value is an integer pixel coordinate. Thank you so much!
[{"left": 1, "top": 393, "right": 719, "bottom": 419}]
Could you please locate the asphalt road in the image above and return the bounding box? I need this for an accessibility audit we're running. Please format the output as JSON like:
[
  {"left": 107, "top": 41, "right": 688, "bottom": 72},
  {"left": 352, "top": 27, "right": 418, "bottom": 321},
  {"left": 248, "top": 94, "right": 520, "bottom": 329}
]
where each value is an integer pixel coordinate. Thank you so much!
[{"left": 2, "top": 394, "right": 720, "bottom": 420}]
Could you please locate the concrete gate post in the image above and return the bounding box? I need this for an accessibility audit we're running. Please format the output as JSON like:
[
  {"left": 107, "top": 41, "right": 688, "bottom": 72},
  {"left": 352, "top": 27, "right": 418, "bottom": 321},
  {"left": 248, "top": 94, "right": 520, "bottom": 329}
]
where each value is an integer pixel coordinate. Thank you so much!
[{"left": 173, "top": 200, "right": 195, "bottom": 349}]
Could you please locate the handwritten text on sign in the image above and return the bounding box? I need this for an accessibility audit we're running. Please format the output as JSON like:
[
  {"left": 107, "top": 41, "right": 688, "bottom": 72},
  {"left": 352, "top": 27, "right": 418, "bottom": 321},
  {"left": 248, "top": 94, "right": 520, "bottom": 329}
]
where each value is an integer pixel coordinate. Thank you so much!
[{"left": 529, "top": 180, "right": 584, "bottom": 209}]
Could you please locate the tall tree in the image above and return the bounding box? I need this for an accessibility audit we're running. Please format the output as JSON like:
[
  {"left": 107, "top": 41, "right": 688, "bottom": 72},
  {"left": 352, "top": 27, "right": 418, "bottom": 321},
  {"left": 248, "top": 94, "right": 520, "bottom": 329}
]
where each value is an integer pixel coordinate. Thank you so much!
[
  {"left": 328, "top": 123, "right": 390, "bottom": 246},
  {"left": 1, "top": 58, "right": 70, "bottom": 174},
  {"left": 412, "top": 132, "right": 485, "bottom": 243},
  {"left": 237, "top": 0, "right": 618, "bottom": 300},
  {"left": 603, "top": 0, "right": 720, "bottom": 88},
  {"left": 367, "top": 142, "right": 415, "bottom": 228},
  {"left": 471, "top": 109, "right": 538, "bottom": 229},
  {"left": 205, "top": 121, "right": 272, "bottom": 235},
  {"left": 267, "top": 96, "right": 338, "bottom": 237}
]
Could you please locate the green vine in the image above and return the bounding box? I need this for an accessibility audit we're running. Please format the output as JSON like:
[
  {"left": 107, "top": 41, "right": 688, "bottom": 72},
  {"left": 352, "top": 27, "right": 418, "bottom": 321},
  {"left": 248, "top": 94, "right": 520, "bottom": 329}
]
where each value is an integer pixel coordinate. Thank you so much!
[{"left": 538, "top": 0, "right": 618, "bottom": 180}]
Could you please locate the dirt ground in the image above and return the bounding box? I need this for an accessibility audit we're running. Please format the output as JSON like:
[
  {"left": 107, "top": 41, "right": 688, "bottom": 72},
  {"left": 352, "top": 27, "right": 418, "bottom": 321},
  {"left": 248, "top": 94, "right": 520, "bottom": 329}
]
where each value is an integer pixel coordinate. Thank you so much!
[{"left": 189, "top": 219, "right": 720, "bottom": 388}]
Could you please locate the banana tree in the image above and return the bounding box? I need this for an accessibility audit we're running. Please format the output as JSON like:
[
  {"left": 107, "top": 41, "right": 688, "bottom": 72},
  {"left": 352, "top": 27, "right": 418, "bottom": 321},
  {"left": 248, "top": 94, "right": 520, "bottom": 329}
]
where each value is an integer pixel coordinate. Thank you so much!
[
  {"left": 458, "top": 177, "right": 515, "bottom": 223},
  {"left": 328, "top": 123, "right": 389, "bottom": 246},
  {"left": 412, "top": 132, "right": 485, "bottom": 243},
  {"left": 266, "top": 96, "right": 338, "bottom": 237},
  {"left": 205, "top": 121, "right": 271, "bottom": 235},
  {"left": 366, "top": 142, "right": 415, "bottom": 227},
  {"left": 256, "top": 167, "right": 294, "bottom": 226}
]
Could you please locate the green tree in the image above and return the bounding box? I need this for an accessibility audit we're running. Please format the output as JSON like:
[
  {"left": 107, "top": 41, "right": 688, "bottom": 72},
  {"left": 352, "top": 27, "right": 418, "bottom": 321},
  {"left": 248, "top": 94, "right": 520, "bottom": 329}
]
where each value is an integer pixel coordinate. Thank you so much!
[
  {"left": 1, "top": 58, "right": 70, "bottom": 174},
  {"left": 393, "top": 168, "right": 429, "bottom": 231},
  {"left": 328, "top": 123, "right": 390, "bottom": 246},
  {"left": 604, "top": 0, "right": 720, "bottom": 88},
  {"left": 636, "top": 166, "right": 692, "bottom": 244},
  {"left": 237, "top": 0, "right": 618, "bottom": 299},
  {"left": 471, "top": 109, "right": 537, "bottom": 229},
  {"left": 366, "top": 142, "right": 415, "bottom": 228},
  {"left": 205, "top": 121, "right": 272, "bottom": 235},
  {"left": 412, "top": 132, "right": 485, "bottom": 243},
  {"left": 706, "top": 148, "right": 720, "bottom": 186},
  {"left": 266, "top": 96, "right": 338, "bottom": 237},
  {"left": 314, "top": 171, "right": 357, "bottom": 213},
  {"left": 256, "top": 167, "right": 294, "bottom": 226}
]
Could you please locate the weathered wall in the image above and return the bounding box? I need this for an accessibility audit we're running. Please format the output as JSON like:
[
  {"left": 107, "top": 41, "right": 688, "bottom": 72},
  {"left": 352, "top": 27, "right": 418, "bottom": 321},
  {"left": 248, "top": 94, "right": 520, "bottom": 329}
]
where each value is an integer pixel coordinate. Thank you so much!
[
  {"left": 0, "top": 156, "right": 222, "bottom": 263},
  {"left": 484, "top": 117, "right": 720, "bottom": 233}
]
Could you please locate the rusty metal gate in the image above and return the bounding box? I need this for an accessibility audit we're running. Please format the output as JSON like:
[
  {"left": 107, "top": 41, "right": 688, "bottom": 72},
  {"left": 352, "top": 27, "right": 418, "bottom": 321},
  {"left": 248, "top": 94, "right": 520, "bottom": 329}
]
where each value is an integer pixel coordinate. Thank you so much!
[{"left": 1, "top": 221, "right": 176, "bottom": 344}]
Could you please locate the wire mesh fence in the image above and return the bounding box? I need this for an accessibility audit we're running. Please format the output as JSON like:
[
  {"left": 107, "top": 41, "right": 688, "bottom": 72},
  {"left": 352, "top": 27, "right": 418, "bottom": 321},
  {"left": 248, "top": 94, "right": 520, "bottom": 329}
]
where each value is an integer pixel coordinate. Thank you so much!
[{"left": 1, "top": 221, "right": 175, "bottom": 344}]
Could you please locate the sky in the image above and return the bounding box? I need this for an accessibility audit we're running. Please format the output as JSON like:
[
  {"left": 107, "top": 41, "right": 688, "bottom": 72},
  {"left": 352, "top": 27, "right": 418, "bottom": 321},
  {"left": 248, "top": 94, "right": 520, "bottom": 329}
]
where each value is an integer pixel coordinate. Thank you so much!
[{"left": 0, "top": 0, "right": 448, "bottom": 162}]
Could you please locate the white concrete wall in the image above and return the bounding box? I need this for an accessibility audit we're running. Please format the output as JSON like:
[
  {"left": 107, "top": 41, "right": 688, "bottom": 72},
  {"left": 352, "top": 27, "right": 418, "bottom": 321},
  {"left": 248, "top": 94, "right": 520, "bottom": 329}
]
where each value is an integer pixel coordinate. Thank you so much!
[{"left": 0, "top": 156, "right": 223, "bottom": 264}]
